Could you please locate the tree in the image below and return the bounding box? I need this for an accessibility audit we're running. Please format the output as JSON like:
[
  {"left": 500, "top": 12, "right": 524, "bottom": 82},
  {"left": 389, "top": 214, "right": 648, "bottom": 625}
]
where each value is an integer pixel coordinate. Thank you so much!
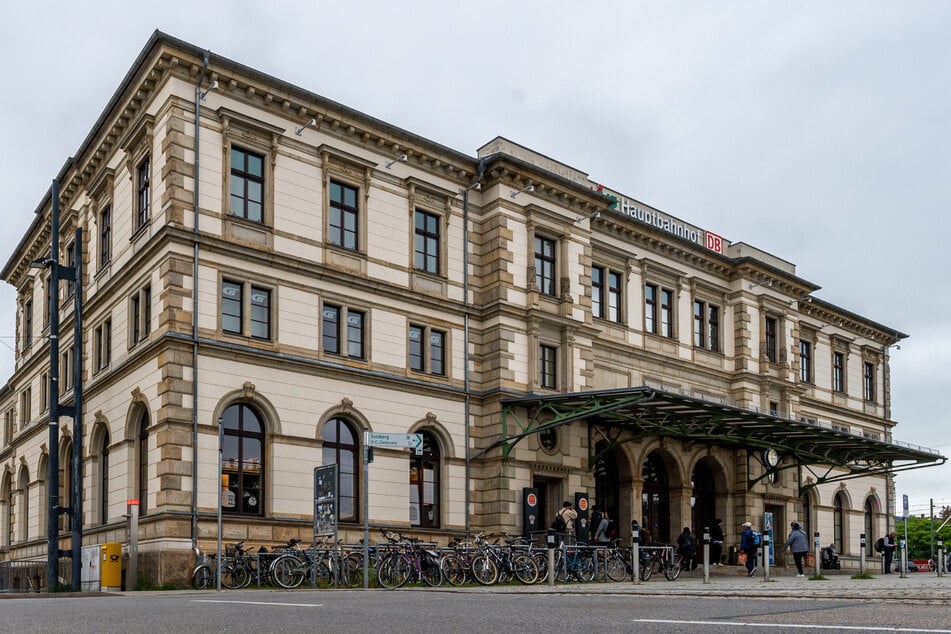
[{"left": 895, "top": 516, "right": 951, "bottom": 559}]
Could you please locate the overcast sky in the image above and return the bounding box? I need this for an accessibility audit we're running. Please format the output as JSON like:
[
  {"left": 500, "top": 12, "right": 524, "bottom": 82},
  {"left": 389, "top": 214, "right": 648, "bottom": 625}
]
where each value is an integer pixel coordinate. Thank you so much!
[{"left": 1, "top": 1, "right": 948, "bottom": 515}]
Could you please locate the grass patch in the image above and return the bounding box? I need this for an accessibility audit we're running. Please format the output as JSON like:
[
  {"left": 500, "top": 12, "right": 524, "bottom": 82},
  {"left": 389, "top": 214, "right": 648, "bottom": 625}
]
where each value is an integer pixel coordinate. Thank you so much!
[
  {"left": 851, "top": 572, "right": 875, "bottom": 580},
  {"left": 809, "top": 574, "right": 828, "bottom": 580}
]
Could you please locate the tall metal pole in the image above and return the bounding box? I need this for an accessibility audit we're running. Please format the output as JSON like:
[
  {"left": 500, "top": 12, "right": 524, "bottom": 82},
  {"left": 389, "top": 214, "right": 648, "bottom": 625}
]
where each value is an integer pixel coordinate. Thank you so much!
[
  {"left": 46, "top": 179, "right": 62, "bottom": 591},
  {"left": 70, "top": 228, "right": 83, "bottom": 590}
]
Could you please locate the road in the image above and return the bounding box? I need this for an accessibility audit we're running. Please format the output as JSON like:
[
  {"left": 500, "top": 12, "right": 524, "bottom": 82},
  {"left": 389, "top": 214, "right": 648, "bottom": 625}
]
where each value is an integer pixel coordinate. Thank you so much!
[{"left": 2, "top": 588, "right": 950, "bottom": 633}]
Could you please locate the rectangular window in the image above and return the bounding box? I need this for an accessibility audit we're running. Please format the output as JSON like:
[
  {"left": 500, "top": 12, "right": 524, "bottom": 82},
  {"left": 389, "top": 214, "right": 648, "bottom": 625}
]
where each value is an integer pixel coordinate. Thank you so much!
[
  {"left": 19, "top": 388, "right": 31, "bottom": 427},
  {"left": 693, "top": 300, "right": 721, "bottom": 351},
  {"left": 61, "top": 348, "right": 72, "bottom": 391},
  {"left": 39, "top": 373, "right": 48, "bottom": 414},
  {"left": 832, "top": 352, "right": 845, "bottom": 393},
  {"left": 769, "top": 401, "right": 779, "bottom": 416},
  {"left": 23, "top": 299, "right": 33, "bottom": 348},
  {"left": 660, "top": 288, "right": 674, "bottom": 338},
  {"left": 534, "top": 236, "right": 556, "bottom": 296},
  {"left": 765, "top": 317, "right": 778, "bottom": 364},
  {"left": 540, "top": 344, "right": 557, "bottom": 389},
  {"left": 136, "top": 156, "right": 151, "bottom": 231},
  {"left": 65, "top": 241, "right": 76, "bottom": 299},
  {"left": 799, "top": 340, "right": 813, "bottom": 383},
  {"left": 130, "top": 284, "right": 152, "bottom": 346},
  {"left": 608, "top": 272, "right": 622, "bottom": 323},
  {"left": 644, "top": 284, "right": 657, "bottom": 334},
  {"left": 43, "top": 273, "right": 51, "bottom": 328},
  {"left": 592, "top": 267, "right": 604, "bottom": 318},
  {"left": 329, "top": 180, "right": 359, "bottom": 250},
  {"left": 99, "top": 206, "right": 111, "bottom": 269},
  {"left": 347, "top": 310, "right": 364, "bottom": 358},
  {"left": 221, "top": 280, "right": 271, "bottom": 340},
  {"left": 249, "top": 286, "right": 270, "bottom": 340},
  {"left": 95, "top": 319, "right": 112, "bottom": 373},
  {"left": 863, "top": 362, "right": 876, "bottom": 401},
  {"left": 322, "top": 304, "right": 365, "bottom": 360},
  {"left": 4, "top": 409, "right": 13, "bottom": 445},
  {"left": 221, "top": 281, "right": 242, "bottom": 334},
  {"left": 229, "top": 147, "right": 264, "bottom": 222},
  {"left": 414, "top": 210, "right": 441, "bottom": 274},
  {"left": 322, "top": 304, "right": 340, "bottom": 355},
  {"left": 409, "top": 325, "right": 446, "bottom": 376}
]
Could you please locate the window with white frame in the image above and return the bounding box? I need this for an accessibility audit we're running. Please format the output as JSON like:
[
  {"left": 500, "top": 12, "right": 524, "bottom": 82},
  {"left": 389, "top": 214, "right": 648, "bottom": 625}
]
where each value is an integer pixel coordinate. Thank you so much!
[
  {"left": 539, "top": 344, "right": 557, "bottom": 389},
  {"left": 534, "top": 236, "right": 557, "bottom": 296},
  {"left": 322, "top": 303, "right": 366, "bottom": 359},
  {"left": 221, "top": 279, "right": 272, "bottom": 340},
  {"left": 799, "top": 339, "right": 813, "bottom": 383},
  {"left": 693, "top": 299, "right": 720, "bottom": 352},
  {"left": 130, "top": 284, "right": 152, "bottom": 347},
  {"left": 593, "top": 266, "right": 623, "bottom": 323},
  {"left": 863, "top": 361, "right": 876, "bottom": 402},
  {"left": 832, "top": 351, "right": 845, "bottom": 393},
  {"left": 94, "top": 319, "right": 112, "bottom": 373},
  {"left": 409, "top": 324, "right": 446, "bottom": 376}
]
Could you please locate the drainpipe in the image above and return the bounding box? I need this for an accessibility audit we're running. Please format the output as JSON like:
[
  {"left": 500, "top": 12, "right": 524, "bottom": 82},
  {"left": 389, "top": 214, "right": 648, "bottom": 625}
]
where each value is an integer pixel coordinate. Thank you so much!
[{"left": 191, "top": 51, "right": 210, "bottom": 551}]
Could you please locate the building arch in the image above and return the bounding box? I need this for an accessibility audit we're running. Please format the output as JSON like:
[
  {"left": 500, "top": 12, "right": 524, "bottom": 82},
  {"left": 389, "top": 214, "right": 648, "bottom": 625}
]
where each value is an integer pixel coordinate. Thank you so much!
[
  {"left": 316, "top": 398, "right": 372, "bottom": 438},
  {"left": 319, "top": 416, "right": 362, "bottom": 523},
  {"left": 16, "top": 464, "right": 29, "bottom": 543},
  {"left": 408, "top": 414, "right": 454, "bottom": 459},
  {"left": 212, "top": 383, "right": 282, "bottom": 436},
  {"left": 124, "top": 402, "right": 152, "bottom": 516},
  {"left": 91, "top": 418, "right": 111, "bottom": 525},
  {"left": 408, "top": 430, "right": 441, "bottom": 528},
  {"left": 689, "top": 453, "right": 729, "bottom": 536},
  {"left": 1, "top": 467, "right": 12, "bottom": 549},
  {"left": 37, "top": 452, "right": 48, "bottom": 537},
  {"left": 832, "top": 489, "right": 850, "bottom": 552},
  {"left": 218, "top": 401, "right": 267, "bottom": 517}
]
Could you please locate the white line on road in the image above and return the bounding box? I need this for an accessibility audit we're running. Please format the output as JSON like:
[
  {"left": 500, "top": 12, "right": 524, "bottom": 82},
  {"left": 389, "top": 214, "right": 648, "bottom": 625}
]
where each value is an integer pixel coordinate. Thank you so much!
[
  {"left": 193, "top": 600, "right": 323, "bottom": 608},
  {"left": 634, "top": 620, "right": 951, "bottom": 633}
]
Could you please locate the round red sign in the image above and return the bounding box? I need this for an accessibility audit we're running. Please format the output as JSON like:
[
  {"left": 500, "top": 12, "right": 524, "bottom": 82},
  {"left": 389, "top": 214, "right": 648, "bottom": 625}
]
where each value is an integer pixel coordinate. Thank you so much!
[
  {"left": 578, "top": 497, "right": 588, "bottom": 511},
  {"left": 527, "top": 493, "right": 537, "bottom": 507}
]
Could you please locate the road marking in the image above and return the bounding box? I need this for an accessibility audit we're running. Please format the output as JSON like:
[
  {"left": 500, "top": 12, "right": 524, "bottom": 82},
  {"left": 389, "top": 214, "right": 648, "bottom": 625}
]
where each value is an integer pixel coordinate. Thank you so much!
[
  {"left": 193, "top": 600, "right": 323, "bottom": 608},
  {"left": 634, "top": 620, "right": 951, "bottom": 633}
]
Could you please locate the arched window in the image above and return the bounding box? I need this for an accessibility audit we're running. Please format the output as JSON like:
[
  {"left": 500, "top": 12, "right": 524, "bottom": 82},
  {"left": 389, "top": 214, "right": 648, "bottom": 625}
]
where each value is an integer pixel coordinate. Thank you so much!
[
  {"left": 410, "top": 432, "right": 440, "bottom": 528},
  {"left": 864, "top": 498, "right": 876, "bottom": 556},
  {"left": 833, "top": 492, "right": 845, "bottom": 551},
  {"left": 99, "top": 432, "right": 110, "bottom": 524},
  {"left": 221, "top": 403, "right": 265, "bottom": 516},
  {"left": 59, "top": 441, "right": 73, "bottom": 533},
  {"left": 641, "top": 452, "right": 670, "bottom": 544},
  {"left": 17, "top": 466, "right": 29, "bottom": 543},
  {"left": 137, "top": 411, "right": 149, "bottom": 515},
  {"left": 2, "top": 473, "right": 12, "bottom": 549},
  {"left": 322, "top": 418, "right": 359, "bottom": 522}
]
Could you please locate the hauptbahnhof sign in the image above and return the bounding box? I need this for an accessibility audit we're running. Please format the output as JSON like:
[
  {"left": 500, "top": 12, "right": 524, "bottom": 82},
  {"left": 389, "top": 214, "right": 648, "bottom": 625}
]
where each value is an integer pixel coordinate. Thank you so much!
[{"left": 604, "top": 192, "right": 727, "bottom": 255}]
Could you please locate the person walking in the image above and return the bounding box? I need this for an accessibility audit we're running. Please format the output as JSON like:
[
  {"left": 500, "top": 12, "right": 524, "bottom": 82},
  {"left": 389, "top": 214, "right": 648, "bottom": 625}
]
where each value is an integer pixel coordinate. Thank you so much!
[
  {"left": 594, "top": 509, "right": 612, "bottom": 544},
  {"left": 740, "top": 522, "right": 758, "bottom": 577},
  {"left": 710, "top": 518, "right": 725, "bottom": 566},
  {"left": 883, "top": 531, "right": 898, "bottom": 573},
  {"left": 782, "top": 521, "right": 810, "bottom": 577}
]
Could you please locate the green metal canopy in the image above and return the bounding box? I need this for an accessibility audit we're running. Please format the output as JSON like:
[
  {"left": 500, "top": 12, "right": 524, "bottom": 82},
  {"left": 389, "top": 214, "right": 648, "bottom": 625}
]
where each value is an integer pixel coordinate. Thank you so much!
[{"left": 489, "top": 386, "right": 946, "bottom": 493}]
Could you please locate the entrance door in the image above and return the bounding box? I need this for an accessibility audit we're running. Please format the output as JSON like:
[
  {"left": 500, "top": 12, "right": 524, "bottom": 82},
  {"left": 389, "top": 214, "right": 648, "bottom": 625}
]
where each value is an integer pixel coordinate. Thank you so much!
[
  {"left": 641, "top": 452, "right": 670, "bottom": 544},
  {"left": 691, "top": 461, "right": 716, "bottom": 537},
  {"left": 594, "top": 441, "right": 620, "bottom": 521},
  {"left": 532, "top": 475, "right": 561, "bottom": 536}
]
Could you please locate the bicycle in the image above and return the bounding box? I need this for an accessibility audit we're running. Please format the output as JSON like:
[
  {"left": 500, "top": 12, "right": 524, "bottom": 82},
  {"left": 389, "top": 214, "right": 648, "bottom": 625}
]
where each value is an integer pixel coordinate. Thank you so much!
[
  {"left": 469, "top": 533, "right": 538, "bottom": 585},
  {"left": 638, "top": 545, "right": 682, "bottom": 581},
  {"left": 191, "top": 546, "right": 217, "bottom": 590},
  {"left": 596, "top": 539, "right": 630, "bottom": 582},
  {"left": 555, "top": 542, "right": 596, "bottom": 583},
  {"left": 375, "top": 530, "right": 442, "bottom": 588}
]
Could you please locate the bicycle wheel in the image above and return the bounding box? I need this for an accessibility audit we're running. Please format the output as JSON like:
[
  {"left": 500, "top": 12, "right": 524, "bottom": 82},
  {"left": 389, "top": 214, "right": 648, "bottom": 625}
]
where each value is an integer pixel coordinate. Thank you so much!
[
  {"left": 639, "top": 557, "right": 654, "bottom": 581},
  {"left": 576, "top": 554, "right": 596, "bottom": 582},
  {"left": 532, "top": 551, "right": 550, "bottom": 584},
  {"left": 470, "top": 554, "right": 498, "bottom": 585},
  {"left": 664, "top": 554, "right": 683, "bottom": 581},
  {"left": 221, "top": 563, "right": 250, "bottom": 589},
  {"left": 271, "top": 554, "right": 305, "bottom": 589},
  {"left": 440, "top": 554, "right": 468, "bottom": 586},
  {"left": 605, "top": 553, "right": 628, "bottom": 582},
  {"left": 511, "top": 553, "right": 539, "bottom": 584},
  {"left": 191, "top": 565, "right": 213, "bottom": 590},
  {"left": 344, "top": 552, "right": 366, "bottom": 587},
  {"left": 314, "top": 559, "right": 334, "bottom": 588},
  {"left": 420, "top": 553, "right": 443, "bottom": 587},
  {"left": 377, "top": 554, "right": 411, "bottom": 589}
]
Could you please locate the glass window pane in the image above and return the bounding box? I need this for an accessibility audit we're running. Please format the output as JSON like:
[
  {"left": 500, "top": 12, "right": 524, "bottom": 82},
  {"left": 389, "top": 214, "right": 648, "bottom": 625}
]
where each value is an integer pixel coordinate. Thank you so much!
[
  {"left": 247, "top": 153, "right": 263, "bottom": 176},
  {"left": 231, "top": 148, "right": 245, "bottom": 171}
]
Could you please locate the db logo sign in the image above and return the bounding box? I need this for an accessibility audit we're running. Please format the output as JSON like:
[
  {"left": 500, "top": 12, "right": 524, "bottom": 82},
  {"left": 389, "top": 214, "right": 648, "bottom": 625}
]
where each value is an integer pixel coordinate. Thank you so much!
[
  {"left": 578, "top": 498, "right": 588, "bottom": 512},
  {"left": 526, "top": 493, "right": 537, "bottom": 507},
  {"left": 705, "top": 231, "right": 724, "bottom": 254}
]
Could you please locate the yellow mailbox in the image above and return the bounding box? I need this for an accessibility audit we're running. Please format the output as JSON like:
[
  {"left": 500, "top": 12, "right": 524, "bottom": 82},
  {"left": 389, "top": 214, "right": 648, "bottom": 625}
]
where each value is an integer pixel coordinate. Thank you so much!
[{"left": 101, "top": 542, "right": 122, "bottom": 590}]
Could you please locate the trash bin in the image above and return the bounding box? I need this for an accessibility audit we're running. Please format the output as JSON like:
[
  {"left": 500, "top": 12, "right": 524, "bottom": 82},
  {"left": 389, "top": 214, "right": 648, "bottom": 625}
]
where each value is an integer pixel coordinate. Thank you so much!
[
  {"left": 101, "top": 542, "right": 122, "bottom": 591},
  {"left": 728, "top": 545, "right": 738, "bottom": 565}
]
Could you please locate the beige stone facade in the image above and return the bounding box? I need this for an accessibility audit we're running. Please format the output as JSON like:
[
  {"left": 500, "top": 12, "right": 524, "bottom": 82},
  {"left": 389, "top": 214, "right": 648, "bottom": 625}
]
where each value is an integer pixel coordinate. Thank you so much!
[{"left": 0, "top": 32, "right": 938, "bottom": 586}]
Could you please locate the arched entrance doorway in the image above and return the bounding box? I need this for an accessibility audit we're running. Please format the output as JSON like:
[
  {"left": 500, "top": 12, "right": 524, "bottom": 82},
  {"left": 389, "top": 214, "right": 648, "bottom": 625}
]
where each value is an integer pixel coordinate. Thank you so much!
[
  {"left": 594, "top": 441, "right": 620, "bottom": 522},
  {"left": 691, "top": 460, "right": 716, "bottom": 536},
  {"left": 641, "top": 452, "right": 670, "bottom": 544}
]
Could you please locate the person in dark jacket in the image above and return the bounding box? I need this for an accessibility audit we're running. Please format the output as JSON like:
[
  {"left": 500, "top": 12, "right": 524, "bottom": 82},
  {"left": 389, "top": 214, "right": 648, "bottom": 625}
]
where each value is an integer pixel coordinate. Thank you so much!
[
  {"left": 740, "top": 522, "right": 758, "bottom": 577},
  {"left": 710, "top": 518, "right": 725, "bottom": 566},
  {"left": 883, "top": 531, "right": 898, "bottom": 573},
  {"left": 782, "top": 521, "right": 810, "bottom": 577},
  {"left": 677, "top": 527, "right": 697, "bottom": 571}
]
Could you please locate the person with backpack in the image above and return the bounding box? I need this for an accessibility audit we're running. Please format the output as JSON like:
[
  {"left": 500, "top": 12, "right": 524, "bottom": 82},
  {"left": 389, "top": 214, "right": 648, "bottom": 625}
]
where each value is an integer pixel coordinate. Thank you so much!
[
  {"left": 594, "top": 509, "right": 612, "bottom": 544},
  {"left": 782, "top": 521, "right": 810, "bottom": 577},
  {"left": 740, "top": 521, "right": 759, "bottom": 577},
  {"left": 677, "top": 527, "right": 697, "bottom": 570},
  {"left": 552, "top": 501, "right": 577, "bottom": 537},
  {"left": 589, "top": 505, "right": 603, "bottom": 540},
  {"left": 882, "top": 531, "right": 898, "bottom": 574}
]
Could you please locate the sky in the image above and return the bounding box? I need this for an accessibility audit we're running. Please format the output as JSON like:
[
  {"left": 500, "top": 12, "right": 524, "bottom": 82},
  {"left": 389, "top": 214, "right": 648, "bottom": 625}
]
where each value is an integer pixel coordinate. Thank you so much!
[{"left": 1, "top": 1, "right": 948, "bottom": 516}]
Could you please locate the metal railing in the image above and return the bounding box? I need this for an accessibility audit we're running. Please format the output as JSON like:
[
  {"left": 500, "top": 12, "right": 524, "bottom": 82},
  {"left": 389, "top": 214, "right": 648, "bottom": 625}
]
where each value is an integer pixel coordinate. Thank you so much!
[{"left": 0, "top": 559, "right": 71, "bottom": 593}]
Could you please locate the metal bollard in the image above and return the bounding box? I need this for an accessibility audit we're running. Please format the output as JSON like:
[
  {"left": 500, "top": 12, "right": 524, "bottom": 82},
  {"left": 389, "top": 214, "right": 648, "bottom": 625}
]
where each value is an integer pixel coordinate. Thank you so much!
[
  {"left": 632, "top": 528, "right": 640, "bottom": 585},
  {"left": 859, "top": 533, "right": 866, "bottom": 575},
  {"left": 763, "top": 532, "right": 770, "bottom": 581},
  {"left": 937, "top": 540, "right": 944, "bottom": 578},
  {"left": 702, "top": 526, "right": 710, "bottom": 585},
  {"left": 547, "top": 529, "right": 557, "bottom": 588},
  {"left": 900, "top": 538, "right": 907, "bottom": 579},
  {"left": 814, "top": 532, "right": 821, "bottom": 578}
]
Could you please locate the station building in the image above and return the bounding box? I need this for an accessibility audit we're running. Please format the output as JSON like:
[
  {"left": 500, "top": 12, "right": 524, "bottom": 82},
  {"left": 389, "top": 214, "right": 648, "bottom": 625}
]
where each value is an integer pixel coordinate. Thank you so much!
[{"left": 0, "top": 32, "right": 943, "bottom": 585}]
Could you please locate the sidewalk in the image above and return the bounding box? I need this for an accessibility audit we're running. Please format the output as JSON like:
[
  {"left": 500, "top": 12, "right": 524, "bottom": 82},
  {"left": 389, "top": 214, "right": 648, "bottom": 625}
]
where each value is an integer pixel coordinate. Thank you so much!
[{"left": 457, "top": 569, "right": 951, "bottom": 604}]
